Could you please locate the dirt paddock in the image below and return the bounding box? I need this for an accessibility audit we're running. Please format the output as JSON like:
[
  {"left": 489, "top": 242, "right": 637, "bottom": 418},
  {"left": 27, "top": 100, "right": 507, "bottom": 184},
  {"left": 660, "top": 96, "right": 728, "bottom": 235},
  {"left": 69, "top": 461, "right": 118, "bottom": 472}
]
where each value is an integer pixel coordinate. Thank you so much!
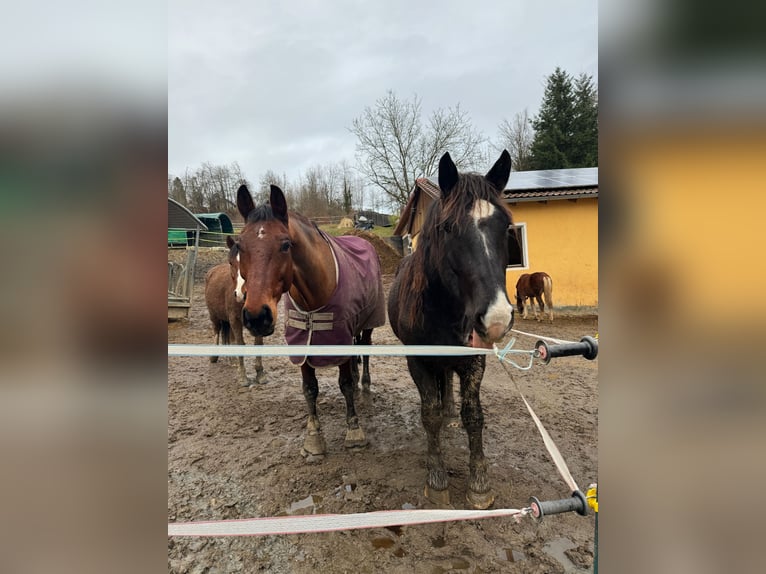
[{"left": 168, "top": 249, "right": 598, "bottom": 573}]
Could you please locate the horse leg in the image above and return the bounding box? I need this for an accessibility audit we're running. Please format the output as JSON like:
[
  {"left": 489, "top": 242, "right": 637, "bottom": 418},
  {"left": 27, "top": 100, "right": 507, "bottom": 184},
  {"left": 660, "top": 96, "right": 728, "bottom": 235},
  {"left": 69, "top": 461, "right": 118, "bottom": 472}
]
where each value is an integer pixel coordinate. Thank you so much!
[
  {"left": 300, "top": 364, "right": 327, "bottom": 458},
  {"left": 339, "top": 361, "right": 367, "bottom": 449},
  {"left": 210, "top": 323, "right": 220, "bottom": 363},
  {"left": 443, "top": 371, "right": 460, "bottom": 428},
  {"left": 252, "top": 335, "right": 267, "bottom": 384},
  {"left": 358, "top": 328, "right": 373, "bottom": 391},
  {"left": 521, "top": 297, "right": 529, "bottom": 320},
  {"left": 544, "top": 289, "right": 554, "bottom": 322},
  {"left": 535, "top": 294, "right": 544, "bottom": 321},
  {"left": 456, "top": 355, "right": 494, "bottom": 509},
  {"left": 231, "top": 320, "right": 249, "bottom": 387},
  {"left": 350, "top": 335, "right": 361, "bottom": 388},
  {"left": 408, "top": 357, "right": 450, "bottom": 506}
]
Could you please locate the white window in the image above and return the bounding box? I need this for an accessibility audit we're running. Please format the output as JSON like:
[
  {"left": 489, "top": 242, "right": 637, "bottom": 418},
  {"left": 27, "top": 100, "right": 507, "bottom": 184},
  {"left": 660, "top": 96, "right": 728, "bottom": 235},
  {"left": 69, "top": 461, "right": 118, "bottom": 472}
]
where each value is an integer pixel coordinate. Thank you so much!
[{"left": 507, "top": 223, "right": 529, "bottom": 269}]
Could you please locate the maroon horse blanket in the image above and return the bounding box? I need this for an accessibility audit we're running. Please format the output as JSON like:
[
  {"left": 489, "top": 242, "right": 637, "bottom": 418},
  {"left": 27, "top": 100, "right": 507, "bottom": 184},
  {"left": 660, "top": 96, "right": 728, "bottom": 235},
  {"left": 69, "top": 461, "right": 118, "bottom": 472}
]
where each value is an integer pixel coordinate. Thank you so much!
[{"left": 285, "top": 233, "right": 385, "bottom": 368}]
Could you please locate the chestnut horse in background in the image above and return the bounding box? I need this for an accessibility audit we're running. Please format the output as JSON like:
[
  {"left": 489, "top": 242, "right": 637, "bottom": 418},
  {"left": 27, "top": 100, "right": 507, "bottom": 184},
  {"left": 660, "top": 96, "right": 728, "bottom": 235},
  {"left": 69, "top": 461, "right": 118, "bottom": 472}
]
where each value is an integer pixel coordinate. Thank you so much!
[
  {"left": 233, "top": 184, "right": 385, "bottom": 458},
  {"left": 515, "top": 272, "right": 554, "bottom": 322},
  {"left": 388, "top": 150, "right": 515, "bottom": 509},
  {"left": 204, "top": 237, "right": 266, "bottom": 386}
]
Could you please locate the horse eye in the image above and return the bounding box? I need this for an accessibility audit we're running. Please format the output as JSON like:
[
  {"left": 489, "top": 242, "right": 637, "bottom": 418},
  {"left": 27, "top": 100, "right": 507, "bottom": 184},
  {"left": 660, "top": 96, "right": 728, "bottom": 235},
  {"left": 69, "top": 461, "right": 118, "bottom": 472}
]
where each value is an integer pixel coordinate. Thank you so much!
[{"left": 280, "top": 240, "right": 291, "bottom": 252}]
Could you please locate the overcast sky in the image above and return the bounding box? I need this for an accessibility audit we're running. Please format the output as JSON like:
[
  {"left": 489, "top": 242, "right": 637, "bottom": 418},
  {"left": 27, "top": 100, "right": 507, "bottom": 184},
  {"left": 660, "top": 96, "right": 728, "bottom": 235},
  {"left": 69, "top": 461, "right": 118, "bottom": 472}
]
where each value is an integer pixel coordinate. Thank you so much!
[{"left": 169, "top": 0, "right": 597, "bottom": 185}]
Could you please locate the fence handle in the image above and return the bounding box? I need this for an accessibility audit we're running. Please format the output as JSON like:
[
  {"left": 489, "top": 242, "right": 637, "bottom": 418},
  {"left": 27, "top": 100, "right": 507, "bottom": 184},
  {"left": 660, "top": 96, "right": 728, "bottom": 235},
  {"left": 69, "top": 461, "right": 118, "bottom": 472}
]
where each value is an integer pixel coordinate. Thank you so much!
[
  {"left": 529, "top": 490, "right": 588, "bottom": 521},
  {"left": 535, "top": 336, "right": 598, "bottom": 364}
]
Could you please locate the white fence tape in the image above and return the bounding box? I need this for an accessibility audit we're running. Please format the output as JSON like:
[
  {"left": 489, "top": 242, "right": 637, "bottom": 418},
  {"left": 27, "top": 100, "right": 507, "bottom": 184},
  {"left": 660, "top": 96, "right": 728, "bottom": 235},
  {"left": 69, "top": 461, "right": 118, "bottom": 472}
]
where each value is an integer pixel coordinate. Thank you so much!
[
  {"left": 168, "top": 344, "right": 495, "bottom": 358},
  {"left": 169, "top": 507, "right": 529, "bottom": 537},
  {"left": 509, "top": 329, "right": 575, "bottom": 345}
]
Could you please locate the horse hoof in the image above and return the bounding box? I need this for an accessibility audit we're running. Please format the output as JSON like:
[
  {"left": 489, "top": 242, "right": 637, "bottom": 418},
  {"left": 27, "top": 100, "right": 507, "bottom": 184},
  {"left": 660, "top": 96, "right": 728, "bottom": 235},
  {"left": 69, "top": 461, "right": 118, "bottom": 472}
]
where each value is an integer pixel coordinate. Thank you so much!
[
  {"left": 210, "top": 356, "right": 219, "bottom": 363},
  {"left": 344, "top": 428, "right": 368, "bottom": 449},
  {"left": 303, "top": 432, "right": 327, "bottom": 456},
  {"left": 246, "top": 374, "right": 268, "bottom": 386},
  {"left": 424, "top": 485, "right": 451, "bottom": 507},
  {"left": 466, "top": 489, "right": 495, "bottom": 510}
]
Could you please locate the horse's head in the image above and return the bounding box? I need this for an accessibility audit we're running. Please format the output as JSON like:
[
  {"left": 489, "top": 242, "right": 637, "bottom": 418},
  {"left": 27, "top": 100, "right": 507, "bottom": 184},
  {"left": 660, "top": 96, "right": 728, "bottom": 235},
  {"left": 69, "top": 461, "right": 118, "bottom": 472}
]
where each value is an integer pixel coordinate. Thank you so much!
[
  {"left": 515, "top": 292, "right": 525, "bottom": 316},
  {"left": 433, "top": 150, "right": 515, "bottom": 347},
  {"left": 234, "top": 184, "right": 294, "bottom": 337}
]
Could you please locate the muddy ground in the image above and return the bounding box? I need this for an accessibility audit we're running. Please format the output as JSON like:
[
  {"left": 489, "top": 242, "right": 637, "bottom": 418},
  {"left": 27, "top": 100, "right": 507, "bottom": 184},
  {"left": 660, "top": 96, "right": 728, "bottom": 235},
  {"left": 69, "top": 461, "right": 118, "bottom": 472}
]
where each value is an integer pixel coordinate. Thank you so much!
[{"left": 168, "top": 248, "right": 598, "bottom": 573}]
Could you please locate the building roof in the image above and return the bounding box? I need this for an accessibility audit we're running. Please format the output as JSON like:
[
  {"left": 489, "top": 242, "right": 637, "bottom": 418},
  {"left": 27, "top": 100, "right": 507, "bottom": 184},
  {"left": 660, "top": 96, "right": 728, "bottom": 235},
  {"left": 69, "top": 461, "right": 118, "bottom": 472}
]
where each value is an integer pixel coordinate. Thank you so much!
[
  {"left": 416, "top": 177, "right": 441, "bottom": 199},
  {"left": 507, "top": 167, "right": 597, "bottom": 191},
  {"left": 503, "top": 167, "right": 598, "bottom": 202},
  {"left": 194, "top": 212, "right": 234, "bottom": 234},
  {"left": 503, "top": 187, "right": 598, "bottom": 203},
  {"left": 392, "top": 177, "right": 440, "bottom": 236},
  {"left": 168, "top": 198, "right": 208, "bottom": 231}
]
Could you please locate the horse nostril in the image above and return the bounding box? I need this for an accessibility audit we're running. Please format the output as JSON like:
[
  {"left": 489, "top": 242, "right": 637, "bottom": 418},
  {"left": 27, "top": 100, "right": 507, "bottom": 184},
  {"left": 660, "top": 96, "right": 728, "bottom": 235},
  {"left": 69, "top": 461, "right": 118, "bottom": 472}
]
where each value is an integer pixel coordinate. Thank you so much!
[
  {"left": 242, "top": 305, "right": 274, "bottom": 336},
  {"left": 260, "top": 305, "right": 272, "bottom": 326}
]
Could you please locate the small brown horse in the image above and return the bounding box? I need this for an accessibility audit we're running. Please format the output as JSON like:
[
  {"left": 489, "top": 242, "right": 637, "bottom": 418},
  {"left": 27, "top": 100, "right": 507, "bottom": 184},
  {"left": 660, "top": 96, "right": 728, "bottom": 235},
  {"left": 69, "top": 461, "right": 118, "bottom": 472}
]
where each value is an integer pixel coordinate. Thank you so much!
[
  {"left": 233, "top": 184, "right": 386, "bottom": 457},
  {"left": 203, "top": 238, "right": 266, "bottom": 386},
  {"left": 388, "top": 150, "right": 515, "bottom": 509},
  {"left": 515, "top": 272, "right": 554, "bottom": 322}
]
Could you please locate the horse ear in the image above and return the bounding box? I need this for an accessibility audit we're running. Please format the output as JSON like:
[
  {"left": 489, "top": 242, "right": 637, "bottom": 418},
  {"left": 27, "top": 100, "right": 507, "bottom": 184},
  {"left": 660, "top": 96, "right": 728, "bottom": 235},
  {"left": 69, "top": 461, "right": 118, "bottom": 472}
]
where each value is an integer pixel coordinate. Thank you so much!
[
  {"left": 438, "top": 152, "right": 459, "bottom": 198},
  {"left": 225, "top": 235, "right": 235, "bottom": 249},
  {"left": 269, "top": 185, "right": 289, "bottom": 223},
  {"left": 486, "top": 150, "right": 512, "bottom": 192},
  {"left": 237, "top": 185, "right": 256, "bottom": 219}
]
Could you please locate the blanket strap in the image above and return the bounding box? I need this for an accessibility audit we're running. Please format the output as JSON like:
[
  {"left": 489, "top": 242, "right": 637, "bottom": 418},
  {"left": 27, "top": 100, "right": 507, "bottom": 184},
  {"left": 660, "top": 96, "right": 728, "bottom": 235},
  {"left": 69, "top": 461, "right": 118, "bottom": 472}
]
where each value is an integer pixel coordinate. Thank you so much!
[{"left": 287, "top": 309, "right": 335, "bottom": 332}]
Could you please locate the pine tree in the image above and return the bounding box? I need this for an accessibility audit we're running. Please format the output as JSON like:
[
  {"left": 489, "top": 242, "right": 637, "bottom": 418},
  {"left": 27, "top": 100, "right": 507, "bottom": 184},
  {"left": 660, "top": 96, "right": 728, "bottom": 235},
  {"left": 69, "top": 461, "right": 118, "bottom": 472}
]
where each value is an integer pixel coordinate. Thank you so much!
[
  {"left": 530, "top": 67, "right": 575, "bottom": 170},
  {"left": 529, "top": 68, "right": 598, "bottom": 169},
  {"left": 570, "top": 73, "right": 599, "bottom": 167}
]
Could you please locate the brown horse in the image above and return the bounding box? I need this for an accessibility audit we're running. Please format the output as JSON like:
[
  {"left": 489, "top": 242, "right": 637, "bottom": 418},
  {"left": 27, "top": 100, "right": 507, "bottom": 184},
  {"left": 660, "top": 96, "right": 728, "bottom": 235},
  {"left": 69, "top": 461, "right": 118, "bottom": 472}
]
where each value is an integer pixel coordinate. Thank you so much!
[
  {"left": 233, "top": 184, "right": 385, "bottom": 457},
  {"left": 203, "top": 238, "right": 266, "bottom": 386},
  {"left": 388, "top": 151, "right": 515, "bottom": 509},
  {"left": 515, "top": 272, "right": 554, "bottom": 322}
]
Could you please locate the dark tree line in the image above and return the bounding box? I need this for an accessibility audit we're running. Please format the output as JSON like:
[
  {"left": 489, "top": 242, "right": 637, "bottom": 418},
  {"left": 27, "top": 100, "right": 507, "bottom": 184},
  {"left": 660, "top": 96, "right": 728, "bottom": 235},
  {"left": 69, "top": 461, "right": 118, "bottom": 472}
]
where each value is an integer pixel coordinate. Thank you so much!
[{"left": 168, "top": 160, "right": 370, "bottom": 220}]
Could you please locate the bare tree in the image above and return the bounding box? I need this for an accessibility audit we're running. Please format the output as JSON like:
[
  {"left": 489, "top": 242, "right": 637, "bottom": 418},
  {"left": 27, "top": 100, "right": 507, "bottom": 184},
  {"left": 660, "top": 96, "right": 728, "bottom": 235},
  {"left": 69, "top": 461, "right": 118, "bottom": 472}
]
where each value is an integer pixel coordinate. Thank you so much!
[
  {"left": 169, "top": 176, "right": 186, "bottom": 204},
  {"left": 183, "top": 170, "right": 205, "bottom": 213},
  {"left": 259, "top": 169, "right": 289, "bottom": 206},
  {"left": 350, "top": 90, "right": 486, "bottom": 209},
  {"left": 175, "top": 161, "right": 250, "bottom": 216},
  {"left": 497, "top": 109, "right": 534, "bottom": 172}
]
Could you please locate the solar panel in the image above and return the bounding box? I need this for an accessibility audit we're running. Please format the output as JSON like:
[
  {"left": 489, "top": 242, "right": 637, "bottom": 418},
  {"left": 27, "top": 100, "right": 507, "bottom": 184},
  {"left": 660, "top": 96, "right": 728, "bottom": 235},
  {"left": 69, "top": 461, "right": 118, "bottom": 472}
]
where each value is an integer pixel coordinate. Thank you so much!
[{"left": 506, "top": 167, "right": 597, "bottom": 191}]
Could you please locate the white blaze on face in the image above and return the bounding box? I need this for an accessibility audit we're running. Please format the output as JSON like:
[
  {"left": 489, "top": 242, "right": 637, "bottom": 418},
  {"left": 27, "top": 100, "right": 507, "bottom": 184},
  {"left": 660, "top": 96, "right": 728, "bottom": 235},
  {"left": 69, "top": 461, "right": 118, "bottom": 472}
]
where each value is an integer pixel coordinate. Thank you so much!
[
  {"left": 481, "top": 289, "right": 513, "bottom": 342},
  {"left": 471, "top": 199, "right": 496, "bottom": 256},
  {"left": 234, "top": 253, "right": 246, "bottom": 302},
  {"left": 257, "top": 226, "right": 266, "bottom": 239}
]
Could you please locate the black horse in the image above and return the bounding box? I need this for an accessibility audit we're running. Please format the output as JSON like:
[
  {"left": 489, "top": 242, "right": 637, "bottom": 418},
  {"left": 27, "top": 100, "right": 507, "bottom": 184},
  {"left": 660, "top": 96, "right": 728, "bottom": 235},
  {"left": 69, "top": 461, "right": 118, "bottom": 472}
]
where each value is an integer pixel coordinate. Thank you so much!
[{"left": 388, "top": 150, "right": 515, "bottom": 509}]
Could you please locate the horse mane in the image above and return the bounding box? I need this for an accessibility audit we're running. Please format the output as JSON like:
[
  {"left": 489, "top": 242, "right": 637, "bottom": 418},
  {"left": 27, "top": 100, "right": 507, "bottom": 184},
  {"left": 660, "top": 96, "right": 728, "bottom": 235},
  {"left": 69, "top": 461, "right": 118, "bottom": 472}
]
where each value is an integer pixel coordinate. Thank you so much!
[
  {"left": 244, "top": 204, "right": 278, "bottom": 224},
  {"left": 243, "top": 204, "right": 320, "bottom": 233},
  {"left": 397, "top": 173, "right": 512, "bottom": 328}
]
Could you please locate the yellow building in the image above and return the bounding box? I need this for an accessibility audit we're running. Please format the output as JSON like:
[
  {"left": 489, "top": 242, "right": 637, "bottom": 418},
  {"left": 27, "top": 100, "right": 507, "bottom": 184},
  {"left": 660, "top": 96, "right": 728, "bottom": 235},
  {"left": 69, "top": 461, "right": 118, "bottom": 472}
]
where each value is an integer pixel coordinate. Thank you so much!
[{"left": 393, "top": 168, "right": 598, "bottom": 309}]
